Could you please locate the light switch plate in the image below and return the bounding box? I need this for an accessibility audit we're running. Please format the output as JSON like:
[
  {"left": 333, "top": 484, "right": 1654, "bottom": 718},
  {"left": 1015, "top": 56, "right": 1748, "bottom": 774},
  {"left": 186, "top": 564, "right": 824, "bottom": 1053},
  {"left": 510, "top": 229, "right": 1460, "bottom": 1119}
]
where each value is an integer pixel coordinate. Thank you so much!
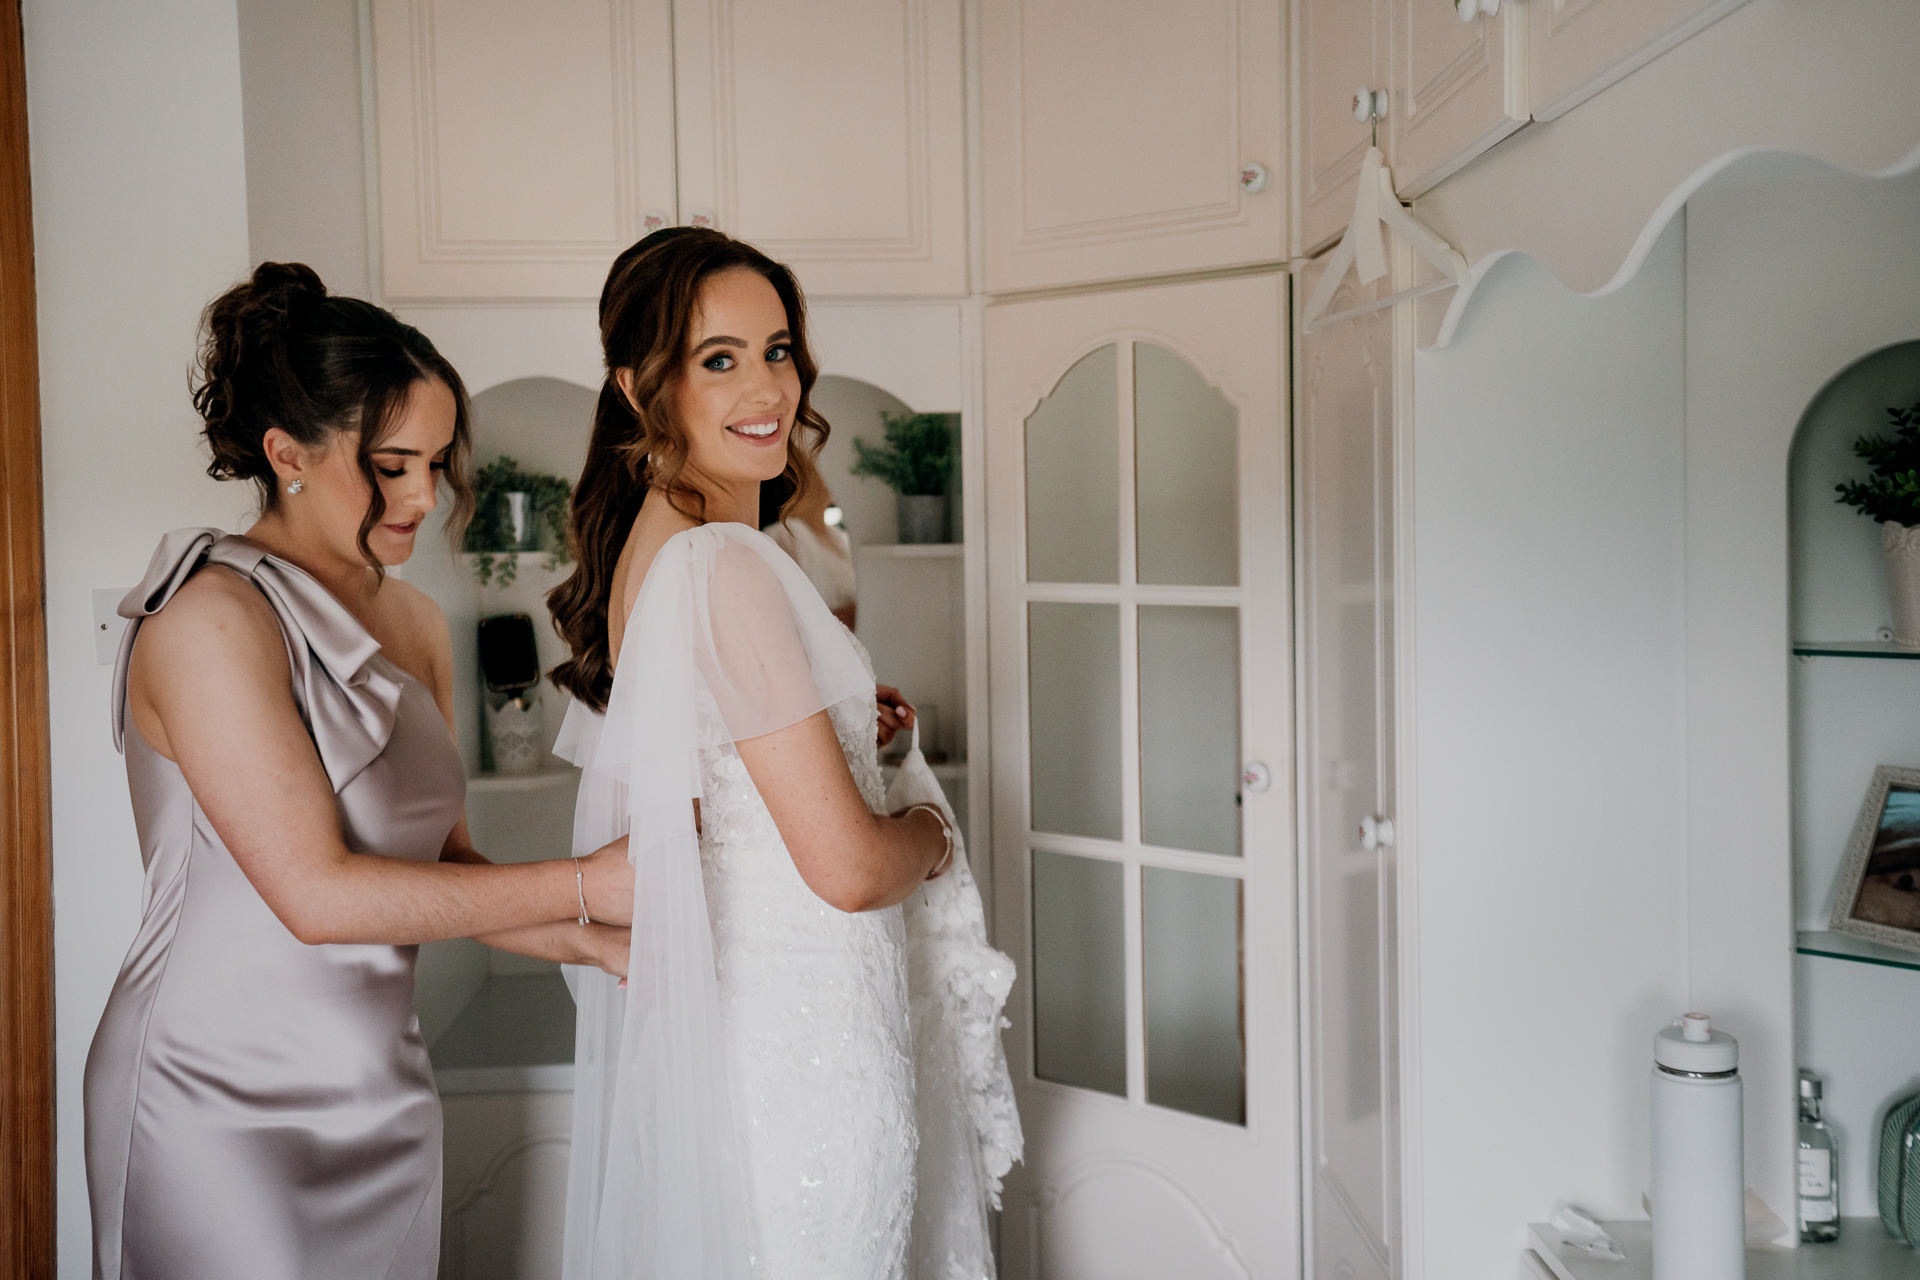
[{"left": 93, "top": 588, "right": 130, "bottom": 665}]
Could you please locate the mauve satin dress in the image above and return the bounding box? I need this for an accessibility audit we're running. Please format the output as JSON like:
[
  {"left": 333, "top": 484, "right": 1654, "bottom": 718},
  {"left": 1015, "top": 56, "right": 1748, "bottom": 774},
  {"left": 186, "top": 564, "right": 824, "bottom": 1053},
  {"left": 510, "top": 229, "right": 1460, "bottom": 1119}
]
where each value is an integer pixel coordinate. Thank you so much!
[{"left": 85, "top": 529, "right": 465, "bottom": 1280}]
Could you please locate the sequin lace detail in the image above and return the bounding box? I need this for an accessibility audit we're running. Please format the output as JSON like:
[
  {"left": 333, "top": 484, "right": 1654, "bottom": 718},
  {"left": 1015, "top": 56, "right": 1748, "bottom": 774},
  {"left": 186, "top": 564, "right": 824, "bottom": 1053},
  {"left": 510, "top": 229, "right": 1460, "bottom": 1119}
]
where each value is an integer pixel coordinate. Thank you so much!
[{"left": 697, "top": 632, "right": 916, "bottom": 1280}]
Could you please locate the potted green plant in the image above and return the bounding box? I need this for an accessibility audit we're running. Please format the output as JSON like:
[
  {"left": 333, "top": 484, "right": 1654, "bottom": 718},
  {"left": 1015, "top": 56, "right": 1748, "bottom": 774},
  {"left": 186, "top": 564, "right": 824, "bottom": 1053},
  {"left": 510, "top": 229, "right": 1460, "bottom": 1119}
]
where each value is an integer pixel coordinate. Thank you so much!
[
  {"left": 848, "top": 411, "right": 956, "bottom": 544},
  {"left": 464, "top": 455, "right": 573, "bottom": 588},
  {"left": 1836, "top": 401, "right": 1920, "bottom": 647}
]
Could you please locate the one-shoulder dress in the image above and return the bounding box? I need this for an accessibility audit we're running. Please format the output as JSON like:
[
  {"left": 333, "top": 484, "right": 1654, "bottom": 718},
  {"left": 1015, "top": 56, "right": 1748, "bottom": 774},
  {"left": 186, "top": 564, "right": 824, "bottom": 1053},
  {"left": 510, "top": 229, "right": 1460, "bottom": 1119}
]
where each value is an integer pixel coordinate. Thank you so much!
[{"left": 84, "top": 529, "right": 466, "bottom": 1280}]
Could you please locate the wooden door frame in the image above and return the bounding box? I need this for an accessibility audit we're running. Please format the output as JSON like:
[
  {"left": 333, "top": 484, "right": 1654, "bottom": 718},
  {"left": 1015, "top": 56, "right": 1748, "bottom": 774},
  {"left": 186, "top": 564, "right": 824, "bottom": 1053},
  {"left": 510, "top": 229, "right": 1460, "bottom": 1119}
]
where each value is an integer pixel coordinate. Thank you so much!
[{"left": 0, "top": 0, "right": 53, "bottom": 1273}]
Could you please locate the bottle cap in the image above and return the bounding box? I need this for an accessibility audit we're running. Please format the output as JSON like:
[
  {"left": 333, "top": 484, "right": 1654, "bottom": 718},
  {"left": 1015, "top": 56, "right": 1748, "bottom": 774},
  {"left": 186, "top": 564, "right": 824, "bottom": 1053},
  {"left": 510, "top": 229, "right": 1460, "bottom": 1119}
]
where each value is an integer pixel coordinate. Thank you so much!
[{"left": 1654, "top": 1013, "right": 1738, "bottom": 1073}]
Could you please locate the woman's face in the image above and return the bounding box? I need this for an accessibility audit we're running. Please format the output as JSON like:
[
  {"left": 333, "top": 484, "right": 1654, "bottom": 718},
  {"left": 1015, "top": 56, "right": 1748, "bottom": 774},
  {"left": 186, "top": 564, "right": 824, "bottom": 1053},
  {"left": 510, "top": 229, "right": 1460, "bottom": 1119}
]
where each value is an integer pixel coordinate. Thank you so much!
[
  {"left": 271, "top": 376, "right": 457, "bottom": 568},
  {"left": 671, "top": 268, "right": 800, "bottom": 493}
]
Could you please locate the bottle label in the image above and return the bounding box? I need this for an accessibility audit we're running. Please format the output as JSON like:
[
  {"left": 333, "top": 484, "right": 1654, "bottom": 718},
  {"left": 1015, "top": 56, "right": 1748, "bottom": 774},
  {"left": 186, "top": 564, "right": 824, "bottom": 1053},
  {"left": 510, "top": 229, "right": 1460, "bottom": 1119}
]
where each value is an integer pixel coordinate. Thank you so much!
[{"left": 1798, "top": 1147, "right": 1834, "bottom": 1220}]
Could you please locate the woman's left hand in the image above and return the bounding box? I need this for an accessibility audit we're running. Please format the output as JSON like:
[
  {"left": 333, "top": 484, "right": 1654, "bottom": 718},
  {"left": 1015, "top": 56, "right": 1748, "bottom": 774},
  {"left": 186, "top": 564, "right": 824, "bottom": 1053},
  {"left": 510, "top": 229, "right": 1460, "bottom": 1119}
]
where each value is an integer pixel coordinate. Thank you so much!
[{"left": 875, "top": 685, "right": 915, "bottom": 750}]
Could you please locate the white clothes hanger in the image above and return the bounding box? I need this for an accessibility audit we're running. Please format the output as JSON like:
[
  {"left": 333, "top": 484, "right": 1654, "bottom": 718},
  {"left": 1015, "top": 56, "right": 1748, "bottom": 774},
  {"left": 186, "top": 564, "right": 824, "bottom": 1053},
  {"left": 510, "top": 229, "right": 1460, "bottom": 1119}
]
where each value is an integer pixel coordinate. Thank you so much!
[{"left": 1302, "top": 146, "right": 1469, "bottom": 333}]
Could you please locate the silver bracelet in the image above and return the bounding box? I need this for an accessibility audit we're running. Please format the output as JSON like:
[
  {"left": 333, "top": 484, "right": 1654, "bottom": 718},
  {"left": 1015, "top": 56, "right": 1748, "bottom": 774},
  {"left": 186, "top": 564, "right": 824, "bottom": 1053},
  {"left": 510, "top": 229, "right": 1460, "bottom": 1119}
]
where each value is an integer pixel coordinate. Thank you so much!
[
  {"left": 573, "top": 856, "right": 591, "bottom": 926},
  {"left": 905, "top": 803, "right": 954, "bottom": 880}
]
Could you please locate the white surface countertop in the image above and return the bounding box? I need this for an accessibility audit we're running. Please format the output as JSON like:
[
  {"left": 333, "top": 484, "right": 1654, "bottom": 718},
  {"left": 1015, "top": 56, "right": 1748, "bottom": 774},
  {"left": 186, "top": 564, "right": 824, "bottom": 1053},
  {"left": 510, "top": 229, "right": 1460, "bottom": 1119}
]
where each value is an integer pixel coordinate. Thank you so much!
[{"left": 1526, "top": 1220, "right": 1920, "bottom": 1279}]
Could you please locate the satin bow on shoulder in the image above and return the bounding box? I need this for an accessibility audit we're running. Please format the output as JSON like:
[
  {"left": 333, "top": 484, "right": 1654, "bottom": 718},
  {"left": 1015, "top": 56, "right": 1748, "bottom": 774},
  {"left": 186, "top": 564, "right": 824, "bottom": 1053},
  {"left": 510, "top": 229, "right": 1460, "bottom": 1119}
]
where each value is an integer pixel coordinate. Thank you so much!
[{"left": 111, "top": 527, "right": 407, "bottom": 793}]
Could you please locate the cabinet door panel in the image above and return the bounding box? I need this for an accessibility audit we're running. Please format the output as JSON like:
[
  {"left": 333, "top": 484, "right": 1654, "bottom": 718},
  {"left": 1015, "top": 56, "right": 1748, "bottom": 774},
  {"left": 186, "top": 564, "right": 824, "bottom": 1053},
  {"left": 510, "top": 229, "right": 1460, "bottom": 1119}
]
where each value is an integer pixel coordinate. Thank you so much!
[
  {"left": 1294, "top": 0, "right": 1386, "bottom": 256},
  {"left": 372, "top": 0, "right": 676, "bottom": 301},
  {"left": 982, "top": 0, "right": 1285, "bottom": 293},
  {"left": 1296, "top": 254, "right": 1400, "bottom": 1280},
  {"left": 1529, "top": 0, "right": 1750, "bottom": 122},
  {"left": 674, "top": 0, "right": 967, "bottom": 296},
  {"left": 1390, "top": 0, "right": 1526, "bottom": 198}
]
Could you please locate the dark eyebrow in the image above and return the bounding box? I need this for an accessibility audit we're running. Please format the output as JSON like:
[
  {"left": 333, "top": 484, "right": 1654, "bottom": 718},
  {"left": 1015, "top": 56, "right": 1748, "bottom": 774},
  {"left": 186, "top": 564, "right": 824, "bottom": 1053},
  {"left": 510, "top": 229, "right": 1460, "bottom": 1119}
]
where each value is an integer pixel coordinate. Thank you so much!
[
  {"left": 369, "top": 446, "right": 424, "bottom": 457},
  {"left": 691, "top": 328, "right": 791, "bottom": 356}
]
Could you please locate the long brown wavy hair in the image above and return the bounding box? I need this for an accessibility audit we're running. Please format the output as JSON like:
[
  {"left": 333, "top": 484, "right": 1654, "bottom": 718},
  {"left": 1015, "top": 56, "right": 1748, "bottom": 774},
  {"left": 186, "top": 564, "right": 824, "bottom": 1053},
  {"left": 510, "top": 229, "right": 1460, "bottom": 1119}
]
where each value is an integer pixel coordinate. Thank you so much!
[{"left": 547, "top": 227, "right": 830, "bottom": 711}]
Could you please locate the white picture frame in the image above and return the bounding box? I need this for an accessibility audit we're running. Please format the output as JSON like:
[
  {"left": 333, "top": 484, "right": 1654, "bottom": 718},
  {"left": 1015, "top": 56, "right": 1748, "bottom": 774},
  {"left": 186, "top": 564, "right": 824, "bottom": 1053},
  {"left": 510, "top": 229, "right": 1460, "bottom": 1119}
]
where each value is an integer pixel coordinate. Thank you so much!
[{"left": 1831, "top": 764, "right": 1920, "bottom": 955}]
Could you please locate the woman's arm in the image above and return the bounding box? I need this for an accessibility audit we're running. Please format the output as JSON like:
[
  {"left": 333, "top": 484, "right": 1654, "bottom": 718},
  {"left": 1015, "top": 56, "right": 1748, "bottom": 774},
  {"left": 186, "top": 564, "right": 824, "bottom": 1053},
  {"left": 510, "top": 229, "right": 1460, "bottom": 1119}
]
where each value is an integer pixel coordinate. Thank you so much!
[
  {"left": 128, "top": 568, "right": 633, "bottom": 945},
  {"left": 737, "top": 709, "right": 946, "bottom": 913},
  {"left": 438, "top": 826, "right": 630, "bottom": 977}
]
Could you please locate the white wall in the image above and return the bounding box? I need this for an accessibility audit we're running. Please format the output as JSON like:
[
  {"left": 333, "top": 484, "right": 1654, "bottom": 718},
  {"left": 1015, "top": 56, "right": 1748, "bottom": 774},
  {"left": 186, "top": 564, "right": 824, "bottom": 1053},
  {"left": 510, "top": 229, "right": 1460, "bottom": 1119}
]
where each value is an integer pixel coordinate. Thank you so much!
[
  {"left": 24, "top": 0, "right": 253, "bottom": 1271},
  {"left": 235, "top": 0, "right": 368, "bottom": 296},
  {"left": 1685, "top": 164, "right": 1920, "bottom": 1227},
  {"left": 1410, "top": 221, "right": 1690, "bottom": 1276}
]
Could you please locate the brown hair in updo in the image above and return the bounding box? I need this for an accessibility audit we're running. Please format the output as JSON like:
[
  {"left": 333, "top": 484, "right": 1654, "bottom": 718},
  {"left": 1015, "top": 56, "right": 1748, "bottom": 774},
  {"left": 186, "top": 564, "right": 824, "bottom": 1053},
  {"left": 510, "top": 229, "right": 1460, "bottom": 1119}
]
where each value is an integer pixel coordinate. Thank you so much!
[
  {"left": 191, "top": 261, "right": 475, "bottom": 567},
  {"left": 547, "top": 227, "right": 830, "bottom": 712}
]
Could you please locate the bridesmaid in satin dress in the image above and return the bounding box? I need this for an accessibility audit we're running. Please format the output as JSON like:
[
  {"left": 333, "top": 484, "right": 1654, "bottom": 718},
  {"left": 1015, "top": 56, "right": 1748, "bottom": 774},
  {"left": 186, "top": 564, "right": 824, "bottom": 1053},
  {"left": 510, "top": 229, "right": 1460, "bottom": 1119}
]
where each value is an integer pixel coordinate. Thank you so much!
[{"left": 84, "top": 263, "right": 634, "bottom": 1280}]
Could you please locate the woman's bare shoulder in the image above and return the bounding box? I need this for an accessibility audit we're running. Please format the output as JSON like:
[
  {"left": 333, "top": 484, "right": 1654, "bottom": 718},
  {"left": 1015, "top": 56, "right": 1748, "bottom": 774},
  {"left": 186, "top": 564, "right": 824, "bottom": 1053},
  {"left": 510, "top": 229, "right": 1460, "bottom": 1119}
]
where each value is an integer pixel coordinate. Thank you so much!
[{"left": 132, "top": 564, "right": 289, "bottom": 686}]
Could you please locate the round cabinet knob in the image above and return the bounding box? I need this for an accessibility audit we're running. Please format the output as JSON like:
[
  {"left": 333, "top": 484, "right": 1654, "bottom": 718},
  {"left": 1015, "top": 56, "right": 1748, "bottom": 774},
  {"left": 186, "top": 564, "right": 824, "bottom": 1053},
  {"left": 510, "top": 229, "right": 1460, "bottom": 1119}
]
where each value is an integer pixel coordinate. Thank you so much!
[
  {"left": 1455, "top": 0, "right": 1500, "bottom": 18},
  {"left": 642, "top": 209, "right": 668, "bottom": 233},
  {"left": 1241, "top": 761, "right": 1273, "bottom": 794},
  {"left": 688, "top": 207, "right": 717, "bottom": 230},
  {"left": 1352, "top": 87, "right": 1388, "bottom": 123},
  {"left": 1239, "top": 162, "right": 1270, "bottom": 194},
  {"left": 1359, "top": 814, "right": 1396, "bottom": 851}
]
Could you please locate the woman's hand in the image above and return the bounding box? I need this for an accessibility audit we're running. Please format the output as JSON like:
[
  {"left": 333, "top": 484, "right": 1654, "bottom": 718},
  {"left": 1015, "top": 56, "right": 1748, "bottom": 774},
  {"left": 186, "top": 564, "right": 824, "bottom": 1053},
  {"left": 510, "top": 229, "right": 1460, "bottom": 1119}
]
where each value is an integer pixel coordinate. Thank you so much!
[
  {"left": 586, "top": 923, "right": 631, "bottom": 980},
  {"left": 577, "top": 835, "right": 634, "bottom": 925},
  {"left": 875, "top": 685, "right": 915, "bottom": 751}
]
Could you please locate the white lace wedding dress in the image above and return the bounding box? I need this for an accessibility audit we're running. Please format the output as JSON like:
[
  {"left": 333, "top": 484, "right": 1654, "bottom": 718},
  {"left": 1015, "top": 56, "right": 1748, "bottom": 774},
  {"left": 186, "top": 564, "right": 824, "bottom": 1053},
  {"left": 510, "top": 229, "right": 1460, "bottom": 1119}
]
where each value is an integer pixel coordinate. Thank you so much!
[{"left": 556, "top": 523, "right": 1019, "bottom": 1280}]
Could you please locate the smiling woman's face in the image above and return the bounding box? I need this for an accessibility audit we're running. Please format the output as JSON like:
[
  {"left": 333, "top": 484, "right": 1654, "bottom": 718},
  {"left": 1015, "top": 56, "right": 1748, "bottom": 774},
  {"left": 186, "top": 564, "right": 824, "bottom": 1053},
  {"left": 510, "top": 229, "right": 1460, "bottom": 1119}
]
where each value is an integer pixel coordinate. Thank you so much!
[
  {"left": 270, "top": 376, "right": 457, "bottom": 568},
  {"left": 673, "top": 268, "right": 801, "bottom": 496}
]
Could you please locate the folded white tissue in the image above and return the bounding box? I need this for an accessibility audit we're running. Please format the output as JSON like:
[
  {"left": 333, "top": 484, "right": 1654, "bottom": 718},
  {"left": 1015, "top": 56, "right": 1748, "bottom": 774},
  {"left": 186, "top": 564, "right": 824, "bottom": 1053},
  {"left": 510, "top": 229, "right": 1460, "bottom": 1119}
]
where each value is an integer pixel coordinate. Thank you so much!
[{"left": 1552, "top": 1204, "right": 1627, "bottom": 1261}]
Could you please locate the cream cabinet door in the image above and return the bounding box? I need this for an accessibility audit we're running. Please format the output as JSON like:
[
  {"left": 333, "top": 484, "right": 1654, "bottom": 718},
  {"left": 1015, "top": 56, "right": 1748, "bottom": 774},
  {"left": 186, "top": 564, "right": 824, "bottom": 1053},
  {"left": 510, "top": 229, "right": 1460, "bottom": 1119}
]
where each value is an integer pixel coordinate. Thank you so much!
[
  {"left": 672, "top": 0, "right": 968, "bottom": 297},
  {"left": 1389, "top": 0, "right": 1526, "bottom": 198},
  {"left": 1293, "top": 0, "right": 1388, "bottom": 256},
  {"left": 371, "top": 0, "right": 677, "bottom": 302},
  {"left": 980, "top": 0, "right": 1285, "bottom": 294},
  {"left": 1528, "top": 0, "right": 1749, "bottom": 121},
  {"left": 986, "top": 272, "right": 1295, "bottom": 1277},
  {"left": 1294, "top": 255, "right": 1401, "bottom": 1280}
]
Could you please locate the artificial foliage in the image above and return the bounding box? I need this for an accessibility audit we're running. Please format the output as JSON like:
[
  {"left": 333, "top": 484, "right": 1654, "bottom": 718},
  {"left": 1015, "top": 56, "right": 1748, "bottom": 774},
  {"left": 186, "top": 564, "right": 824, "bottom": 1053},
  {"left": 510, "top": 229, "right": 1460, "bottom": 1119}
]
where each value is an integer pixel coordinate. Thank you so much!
[
  {"left": 848, "top": 411, "right": 956, "bottom": 497},
  {"left": 1837, "top": 402, "right": 1920, "bottom": 527},
  {"left": 463, "top": 455, "right": 573, "bottom": 588}
]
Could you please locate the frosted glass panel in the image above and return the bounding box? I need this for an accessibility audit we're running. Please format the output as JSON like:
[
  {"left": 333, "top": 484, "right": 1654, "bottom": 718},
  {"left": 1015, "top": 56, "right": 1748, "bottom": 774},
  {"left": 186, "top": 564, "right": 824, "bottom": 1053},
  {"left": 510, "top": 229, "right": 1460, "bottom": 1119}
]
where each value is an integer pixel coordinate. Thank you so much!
[
  {"left": 1135, "top": 342, "right": 1238, "bottom": 586},
  {"left": 1033, "top": 849, "right": 1127, "bottom": 1096},
  {"left": 1139, "top": 606, "right": 1240, "bottom": 856},
  {"left": 1026, "top": 344, "right": 1119, "bottom": 583},
  {"left": 1029, "top": 602, "right": 1122, "bottom": 840},
  {"left": 1144, "top": 867, "right": 1244, "bottom": 1124}
]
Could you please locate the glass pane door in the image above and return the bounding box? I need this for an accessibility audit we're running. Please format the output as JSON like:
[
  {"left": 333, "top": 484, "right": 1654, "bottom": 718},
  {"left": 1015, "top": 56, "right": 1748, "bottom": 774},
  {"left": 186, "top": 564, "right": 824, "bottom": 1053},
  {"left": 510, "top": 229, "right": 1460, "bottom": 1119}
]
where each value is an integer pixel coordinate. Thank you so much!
[{"left": 1022, "top": 340, "right": 1248, "bottom": 1125}]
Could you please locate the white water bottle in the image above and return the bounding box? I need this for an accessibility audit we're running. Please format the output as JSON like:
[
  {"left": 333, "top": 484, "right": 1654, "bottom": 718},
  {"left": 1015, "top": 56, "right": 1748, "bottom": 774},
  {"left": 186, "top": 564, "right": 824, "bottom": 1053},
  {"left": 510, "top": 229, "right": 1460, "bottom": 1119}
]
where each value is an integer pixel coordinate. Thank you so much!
[{"left": 1651, "top": 1013, "right": 1745, "bottom": 1280}]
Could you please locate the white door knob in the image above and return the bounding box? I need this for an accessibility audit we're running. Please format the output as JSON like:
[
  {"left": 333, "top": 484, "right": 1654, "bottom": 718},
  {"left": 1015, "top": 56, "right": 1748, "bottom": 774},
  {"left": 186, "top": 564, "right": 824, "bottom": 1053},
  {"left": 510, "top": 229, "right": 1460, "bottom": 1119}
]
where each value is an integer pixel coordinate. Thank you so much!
[
  {"left": 1352, "top": 87, "right": 1387, "bottom": 123},
  {"left": 1239, "top": 162, "right": 1270, "bottom": 194},
  {"left": 1359, "top": 815, "right": 1396, "bottom": 851},
  {"left": 1241, "top": 761, "right": 1272, "bottom": 794}
]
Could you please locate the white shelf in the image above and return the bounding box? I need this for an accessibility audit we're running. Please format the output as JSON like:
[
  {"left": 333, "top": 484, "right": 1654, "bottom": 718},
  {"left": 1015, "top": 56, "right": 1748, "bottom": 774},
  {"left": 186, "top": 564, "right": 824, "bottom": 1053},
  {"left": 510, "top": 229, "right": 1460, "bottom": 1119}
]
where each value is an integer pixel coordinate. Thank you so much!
[
  {"left": 1526, "top": 1220, "right": 1917, "bottom": 1280},
  {"left": 467, "top": 765, "right": 580, "bottom": 795},
  {"left": 855, "top": 542, "right": 964, "bottom": 559}
]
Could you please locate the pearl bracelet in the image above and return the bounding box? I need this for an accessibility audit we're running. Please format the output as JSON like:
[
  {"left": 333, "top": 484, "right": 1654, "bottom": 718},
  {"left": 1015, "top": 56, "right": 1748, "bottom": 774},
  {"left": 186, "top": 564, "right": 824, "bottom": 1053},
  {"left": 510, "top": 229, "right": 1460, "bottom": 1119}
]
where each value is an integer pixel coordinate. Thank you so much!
[
  {"left": 904, "top": 803, "right": 954, "bottom": 880},
  {"left": 573, "top": 856, "right": 591, "bottom": 926}
]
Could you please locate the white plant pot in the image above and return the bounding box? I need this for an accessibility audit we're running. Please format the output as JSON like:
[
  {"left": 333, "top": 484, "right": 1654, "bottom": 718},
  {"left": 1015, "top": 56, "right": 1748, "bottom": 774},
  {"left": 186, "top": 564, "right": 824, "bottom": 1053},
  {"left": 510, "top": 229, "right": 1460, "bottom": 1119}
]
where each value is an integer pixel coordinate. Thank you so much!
[
  {"left": 485, "top": 690, "right": 544, "bottom": 775},
  {"left": 1884, "top": 521, "right": 1920, "bottom": 648}
]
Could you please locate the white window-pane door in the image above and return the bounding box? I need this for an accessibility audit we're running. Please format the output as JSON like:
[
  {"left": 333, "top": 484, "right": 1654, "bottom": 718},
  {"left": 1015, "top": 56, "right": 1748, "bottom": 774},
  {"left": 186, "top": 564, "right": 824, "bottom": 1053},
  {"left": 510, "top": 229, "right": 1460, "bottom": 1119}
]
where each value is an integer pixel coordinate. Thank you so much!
[{"left": 987, "top": 272, "right": 1294, "bottom": 1279}]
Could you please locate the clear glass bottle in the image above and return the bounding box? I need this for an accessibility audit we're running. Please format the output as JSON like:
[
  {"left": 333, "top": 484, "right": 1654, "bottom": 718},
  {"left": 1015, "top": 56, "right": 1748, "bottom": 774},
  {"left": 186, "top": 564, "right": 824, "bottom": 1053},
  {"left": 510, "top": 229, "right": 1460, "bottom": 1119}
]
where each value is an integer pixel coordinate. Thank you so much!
[{"left": 1798, "top": 1074, "right": 1840, "bottom": 1242}]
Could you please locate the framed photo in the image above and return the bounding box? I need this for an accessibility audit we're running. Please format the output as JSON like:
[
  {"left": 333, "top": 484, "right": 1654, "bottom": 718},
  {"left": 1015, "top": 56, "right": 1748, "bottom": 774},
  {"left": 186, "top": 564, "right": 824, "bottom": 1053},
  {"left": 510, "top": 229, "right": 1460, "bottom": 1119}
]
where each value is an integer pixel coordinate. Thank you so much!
[{"left": 1831, "top": 765, "right": 1920, "bottom": 954}]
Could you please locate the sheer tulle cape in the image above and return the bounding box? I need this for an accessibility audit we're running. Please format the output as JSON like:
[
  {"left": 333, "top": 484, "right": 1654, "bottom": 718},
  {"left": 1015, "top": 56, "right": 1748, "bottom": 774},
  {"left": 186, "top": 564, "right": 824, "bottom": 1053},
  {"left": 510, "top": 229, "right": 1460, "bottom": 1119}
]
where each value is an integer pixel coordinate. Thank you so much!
[{"left": 555, "top": 524, "right": 873, "bottom": 1280}]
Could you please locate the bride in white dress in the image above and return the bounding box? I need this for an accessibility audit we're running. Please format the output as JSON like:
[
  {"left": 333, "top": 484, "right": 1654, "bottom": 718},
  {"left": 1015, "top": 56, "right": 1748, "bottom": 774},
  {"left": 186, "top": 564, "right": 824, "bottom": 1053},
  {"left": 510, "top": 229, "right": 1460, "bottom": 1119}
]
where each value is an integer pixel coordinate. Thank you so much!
[{"left": 546, "top": 227, "right": 1020, "bottom": 1280}]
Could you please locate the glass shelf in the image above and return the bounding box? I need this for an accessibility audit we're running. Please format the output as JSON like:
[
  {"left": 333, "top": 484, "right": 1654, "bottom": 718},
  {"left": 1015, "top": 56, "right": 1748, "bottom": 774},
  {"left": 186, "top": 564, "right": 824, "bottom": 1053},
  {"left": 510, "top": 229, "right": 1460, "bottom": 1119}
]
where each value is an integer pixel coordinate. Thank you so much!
[
  {"left": 1791, "top": 641, "right": 1920, "bottom": 659},
  {"left": 855, "top": 542, "right": 964, "bottom": 559},
  {"left": 1796, "top": 930, "right": 1920, "bottom": 971}
]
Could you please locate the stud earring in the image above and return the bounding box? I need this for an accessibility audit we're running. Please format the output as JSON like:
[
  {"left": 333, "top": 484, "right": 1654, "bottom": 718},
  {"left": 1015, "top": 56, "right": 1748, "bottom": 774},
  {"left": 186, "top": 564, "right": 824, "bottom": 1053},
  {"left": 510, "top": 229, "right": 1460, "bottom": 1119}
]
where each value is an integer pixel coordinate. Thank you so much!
[{"left": 288, "top": 479, "right": 304, "bottom": 495}]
